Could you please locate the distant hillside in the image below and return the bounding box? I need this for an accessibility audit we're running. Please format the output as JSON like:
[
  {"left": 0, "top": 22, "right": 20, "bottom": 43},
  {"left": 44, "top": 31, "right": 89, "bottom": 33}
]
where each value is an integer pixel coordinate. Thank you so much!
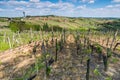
[{"left": 0, "top": 15, "right": 120, "bottom": 31}]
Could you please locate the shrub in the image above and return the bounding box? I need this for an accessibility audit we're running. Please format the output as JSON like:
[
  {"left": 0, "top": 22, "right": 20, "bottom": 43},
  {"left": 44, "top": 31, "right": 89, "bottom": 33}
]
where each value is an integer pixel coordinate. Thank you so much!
[
  {"left": 10, "top": 21, "right": 26, "bottom": 32},
  {"left": 33, "top": 25, "right": 41, "bottom": 31},
  {"left": 9, "top": 21, "right": 62, "bottom": 32},
  {"left": 42, "top": 23, "right": 63, "bottom": 32},
  {"left": 52, "top": 25, "right": 62, "bottom": 31},
  {"left": 42, "top": 23, "right": 49, "bottom": 31},
  {"left": 9, "top": 20, "right": 41, "bottom": 32}
]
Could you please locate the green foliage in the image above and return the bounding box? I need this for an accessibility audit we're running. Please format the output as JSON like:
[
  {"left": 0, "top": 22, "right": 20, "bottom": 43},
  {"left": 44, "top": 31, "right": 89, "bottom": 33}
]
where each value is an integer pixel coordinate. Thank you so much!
[
  {"left": 83, "top": 48, "right": 91, "bottom": 54},
  {"left": 112, "top": 58, "right": 119, "bottom": 63},
  {"left": 93, "top": 68, "right": 101, "bottom": 76},
  {"left": 43, "top": 52, "right": 52, "bottom": 76},
  {"left": 7, "top": 18, "right": 85, "bottom": 32},
  {"left": 105, "top": 77, "right": 112, "bottom": 80},
  {"left": 56, "top": 43, "right": 60, "bottom": 51},
  {"left": 33, "top": 25, "right": 41, "bottom": 31},
  {"left": 42, "top": 23, "right": 63, "bottom": 32},
  {"left": 85, "top": 56, "right": 90, "bottom": 61},
  {"left": 78, "top": 28, "right": 88, "bottom": 32},
  {"left": 10, "top": 21, "right": 25, "bottom": 32},
  {"left": 23, "top": 67, "right": 35, "bottom": 80},
  {"left": 9, "top": 21, "right": 41, "bottom": 32},
  {"left": 74, "top": 32, "right": 79, "bottom": 42},
  {"left": 96, "top": 45, "right": 102, "bottom": 53},
  {"left": 52, "top": 25, "right": 62, "bottom": 31},
  {"left": 107, "top": 48, "right": 112, "bottom": 57},
  {"left": 23, "top": 56, "right": 45, "bottom": 79},
  {"left": 46, "top": 66, "right": 51, "bottom": 76},
  {"left": 0, "top": 61, "right": 2, "bottom": 65},
  {"left": 46, "top": 53, "right": 50, "bottom": 59},
  {"left": 42, "top": 23, "right": 49, "bottom": 31},
  {"left": 0, "top": 42, "right": 10, "bottom": 51},
  {"left": 99, "top": 21, "right": 120, "bottom": 31}
]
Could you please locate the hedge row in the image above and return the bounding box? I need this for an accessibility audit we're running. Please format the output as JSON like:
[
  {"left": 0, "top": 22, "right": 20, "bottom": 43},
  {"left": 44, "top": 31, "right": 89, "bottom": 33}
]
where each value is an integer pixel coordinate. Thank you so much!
[
  {"left": 9, "top": 21, "right": 41, "bottom": 32},
  {"left": 9, "top": 21, "right": 63, "bottom": 32}
]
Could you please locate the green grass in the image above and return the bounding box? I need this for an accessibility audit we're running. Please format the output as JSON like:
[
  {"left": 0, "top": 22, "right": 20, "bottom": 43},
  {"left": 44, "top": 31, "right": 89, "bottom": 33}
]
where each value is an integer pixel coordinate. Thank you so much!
[
  {"left": 0, "top": 42, "right": 10, "bottom": 51},
  {"left": 111, "top": 58, "right": 119, "bottom": 63},
  {"left": 105, "top": 77, "right": 112, "bottom": 80},
  {"left": 0, "top": 61, "right": 2, "bottom": 65},
  {"left": 0, "top": 28, "right": 59, "bottom": 51}
]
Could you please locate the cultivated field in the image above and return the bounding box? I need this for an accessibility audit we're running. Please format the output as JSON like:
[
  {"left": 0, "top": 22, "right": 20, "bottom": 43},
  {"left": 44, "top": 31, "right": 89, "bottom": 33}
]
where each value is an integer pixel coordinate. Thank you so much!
[{"left": 0, "top": 16, "right": 120, "bottom": 80}]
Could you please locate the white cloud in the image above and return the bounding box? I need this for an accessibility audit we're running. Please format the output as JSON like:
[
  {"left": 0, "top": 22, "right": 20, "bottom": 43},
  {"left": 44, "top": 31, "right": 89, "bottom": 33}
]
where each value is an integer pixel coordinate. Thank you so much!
[
  {"left": 113, "top": 0, "right": 120, "bottom": 2},
  {"left": 4, "top": 1, "right": 28, "bottom": 7},
  {"left": 81, "top": 0, "right": 95, "bottom": 3},
  {"left": 35, "top": 2, "right": 74, "bottom": 11},
  {"left": 15, "top": 7, "right": 24, "bottom": 11},
  {"left": 106, "top": 5, "right": 113, "bottom": 8},
  {"left": 0, "top": 8, "right": 3, "bottom": 11},
  {"left": 30, "top": 0, "right": 40, "bottom": 3},
  {"left": 76, "top": 5, "right": 86, "bottom": 9},
  {"left": 0, "top": 0, "right": 120, "bottom": 17},
  {"left": 106, "top": 4, "right": 120, "bottom": 8},
  {"left": 89, "top": 0, "right": 94, "bottom": 3},
  {"left": 74, "top": 7, "right": 120, "bottom": 17}
]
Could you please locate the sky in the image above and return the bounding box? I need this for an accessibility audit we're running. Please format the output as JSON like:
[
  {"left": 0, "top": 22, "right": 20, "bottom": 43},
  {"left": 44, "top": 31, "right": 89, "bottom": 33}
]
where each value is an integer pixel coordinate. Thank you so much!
[{"left": 0, "top": 0, "right": 120, "bottom": 17}]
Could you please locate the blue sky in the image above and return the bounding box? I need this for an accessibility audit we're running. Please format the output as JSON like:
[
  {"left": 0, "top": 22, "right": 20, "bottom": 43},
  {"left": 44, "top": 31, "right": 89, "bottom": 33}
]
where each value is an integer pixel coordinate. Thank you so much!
[{"left": 0, "top": 0, "right": 120, "bottom": 17}]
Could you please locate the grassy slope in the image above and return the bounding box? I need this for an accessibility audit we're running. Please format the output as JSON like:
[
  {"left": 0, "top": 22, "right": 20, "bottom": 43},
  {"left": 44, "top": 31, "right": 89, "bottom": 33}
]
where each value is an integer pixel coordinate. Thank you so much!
[
  {"left": 24, "top": 16, "right": 98, "bottom": 30},
  {"left": 1, "top": 16, "right": 119, "bottom": 31}
]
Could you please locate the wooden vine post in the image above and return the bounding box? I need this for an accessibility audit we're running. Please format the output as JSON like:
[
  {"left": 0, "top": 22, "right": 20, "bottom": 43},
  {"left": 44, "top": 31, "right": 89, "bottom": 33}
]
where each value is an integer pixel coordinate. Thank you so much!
[
  {"left": 41, "top": 41, "right": 46, "bottom": 76},
  {"left": 84, "top": 36, "right": 86, "bottom": 49},
  {"left": 63, "top": 28, "right": 66, "bottom": 43},
  {"left": 59, "top": 34, "right": 63, "bottom": 52},
  {"left": 50, "top": 27, "right": 54, "bottom": 48},
  {"left": 32, "top": 44, "right": 37, "bottom": 58},
  {"left": 76, "top": 30, "right": 79, "bottom": 54},
  {"left": 86, "top": 29, "right": 91, "bottom": 80},
  {"left": 86, "top": 58, "right": 90, "bottom": 80},
  {"left": 55, "top": 39, "right": 58, "bottom": 61},
  {"left": 103, "top": 54, "right": 108, "bottom": 71},
  {"left": 8, "top": 37, "right": 12, "bottom": 48},
  {"left": 106, "top": 37, "right": 110, "bottom": 47},
  {"left": 51, "top": 29, "right": 54, "bottom": 45},
  {"left": 3, "top": 32, "right": 6, "bottom": 42}
]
